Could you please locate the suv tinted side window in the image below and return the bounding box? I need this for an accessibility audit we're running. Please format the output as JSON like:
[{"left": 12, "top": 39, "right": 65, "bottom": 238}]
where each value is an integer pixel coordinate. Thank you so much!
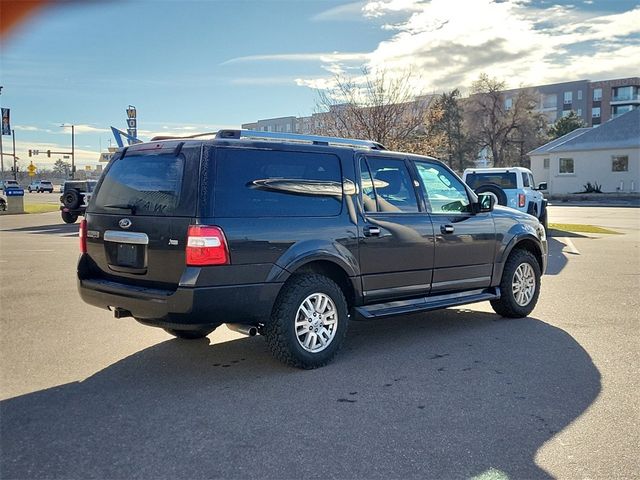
[
  {"left": 214, "top": 149, "right": 342, "bottom": 218},
  {"left": 361, "top": 157, "right": 419, "bottom": 213},
  {"left": 415, "top": 161, "right": 470, "bottom": 213},
  {"left": 521, "top": 172, "right": 530, "bottom": 187}
]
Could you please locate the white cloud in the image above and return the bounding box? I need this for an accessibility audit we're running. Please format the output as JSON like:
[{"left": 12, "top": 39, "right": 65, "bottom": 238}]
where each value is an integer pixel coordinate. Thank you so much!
[
  {"left": 359, "top": 0, "right": 640, "bottom": 91},
  {"left": 60, "top": 124, "right": 110, "bottom": 134},
  {"left": 10, "top": 140, "right": 100, "bottom": 168},
  {"left": 12, "top": 125, "right": 48, "bottom": 132},
  {"left": 312, "top": 1, "right": 368, "bottom": 21},
  {"left": 234, "top": 0, "right": 640, "bottom": 94},
  {"left": 221, "top": 52, "right": 369, "bottom": 66}
]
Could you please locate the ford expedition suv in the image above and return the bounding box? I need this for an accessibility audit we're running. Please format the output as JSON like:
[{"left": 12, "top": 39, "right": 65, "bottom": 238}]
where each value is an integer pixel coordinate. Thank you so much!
[{"left": 78, "top": 130, "right": 547, "bottom": 369}]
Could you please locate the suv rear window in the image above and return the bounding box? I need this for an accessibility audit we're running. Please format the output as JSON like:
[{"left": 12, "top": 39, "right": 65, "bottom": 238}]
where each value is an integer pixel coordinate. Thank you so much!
[
  {"left": 213, "top": 149, "right": 343, "bottom": 218},
  {"left": 465, "top": 172, "right": 518, "bottom": 189},
  {"left": 41, "top": 181, "right": 52, "bottom": 185},
  {"left": 94, "top": 153, "right": 188, "bottom": 216}
]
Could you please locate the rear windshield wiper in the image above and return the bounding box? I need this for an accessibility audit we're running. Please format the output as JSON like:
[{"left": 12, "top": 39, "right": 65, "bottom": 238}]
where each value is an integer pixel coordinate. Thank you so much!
[{"left": 103, "top": 203, "right": 137, "bottom": 215}]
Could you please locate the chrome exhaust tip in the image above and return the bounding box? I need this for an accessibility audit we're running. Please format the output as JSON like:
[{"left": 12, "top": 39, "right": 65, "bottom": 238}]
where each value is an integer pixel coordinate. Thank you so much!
[{"left": 227, "top": 323, "right": 258, "bottom": 337}]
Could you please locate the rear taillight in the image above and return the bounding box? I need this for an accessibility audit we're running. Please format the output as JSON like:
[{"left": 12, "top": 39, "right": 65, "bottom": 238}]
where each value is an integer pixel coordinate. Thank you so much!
[
  {"left": 79, "top": 219, "right": 87, "bottom": 253},
  {"left": 518, "top": 193, "right": 526, "bottom": 208},
  {"left": 186, "top": 225, "right": 229, "bottom": 266}
]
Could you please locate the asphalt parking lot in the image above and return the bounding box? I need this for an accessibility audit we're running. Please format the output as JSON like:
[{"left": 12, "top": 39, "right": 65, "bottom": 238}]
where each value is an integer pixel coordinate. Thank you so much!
[{"left": 1, "top": 206, "right": 638, "bottom": 479}]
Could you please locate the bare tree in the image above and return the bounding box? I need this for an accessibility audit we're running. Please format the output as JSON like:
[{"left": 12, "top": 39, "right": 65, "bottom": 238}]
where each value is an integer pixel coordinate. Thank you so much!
[
  {"left": 312, "top": 69, "right": 431, "bottom": 151},
  {"left": 465, "top": 74, "right": 546, "bottom": 167}
]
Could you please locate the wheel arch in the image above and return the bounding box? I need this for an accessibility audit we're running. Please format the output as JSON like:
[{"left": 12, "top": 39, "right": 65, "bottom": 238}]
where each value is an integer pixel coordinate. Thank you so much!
[
  {"left": 492, "top": 234, "right": 545, "bottom": 285},
  {"left": 269, "top": 256, "right": 360, "bottom": 311}
]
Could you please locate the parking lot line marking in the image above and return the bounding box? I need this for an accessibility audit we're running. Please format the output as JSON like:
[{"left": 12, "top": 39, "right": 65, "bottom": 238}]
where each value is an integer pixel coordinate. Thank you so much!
[{"left": 562, "top": 237, "right": 580, "bottom": 255}]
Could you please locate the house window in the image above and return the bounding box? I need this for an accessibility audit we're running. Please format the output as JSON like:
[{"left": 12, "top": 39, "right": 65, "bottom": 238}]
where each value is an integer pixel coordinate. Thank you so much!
[
  {"left": 593, "top": 88, "right": 602, "bottom": 101},
  {"left": 613, "top": 86, "right": 633, "bottom": 101},
  {"left": 543, "top": 158, "right": 550, "bottom": 169},
  {"left": 559, "top": 158, "right": 574, "bottom": 174},
  {"left": 592, "top": 107, "right": 601, "bottom": 118},
  {"left": 576, "top": 108, "right": 582, "bottom": 116},
  {"left": 504, "top": 97, "right": 513, "bottom": 110},
  {"left": 562, "top": 110, "right": 572, "bottom": 118},
  {"left": 577, "top": 90, "right": 582, "bottom": 100},
  {"left": 612, "top": 155, "right": 629, "bottom": 172},
  {"left": 541, "top": 93, "right": 557, "bottom": 109},
  {"left": 612, "top": 105, "right": 634, "bottom": 118},
  {"left": 564, "top": 91, "right": 572, "bottom": 104}
]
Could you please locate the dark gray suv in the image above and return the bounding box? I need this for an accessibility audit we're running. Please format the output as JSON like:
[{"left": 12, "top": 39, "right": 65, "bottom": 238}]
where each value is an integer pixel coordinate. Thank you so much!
[{"left": 78, "top": 130, "right": 547, "bottom": 369}]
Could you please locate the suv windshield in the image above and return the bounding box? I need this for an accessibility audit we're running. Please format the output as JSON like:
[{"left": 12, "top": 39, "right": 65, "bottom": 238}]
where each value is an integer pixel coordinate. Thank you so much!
[
  {"left": 94, "top": 153, "right": 186, "bottom": 216},
  {"left": 465, "top": 172, "right": 518, "bottom": 189}
]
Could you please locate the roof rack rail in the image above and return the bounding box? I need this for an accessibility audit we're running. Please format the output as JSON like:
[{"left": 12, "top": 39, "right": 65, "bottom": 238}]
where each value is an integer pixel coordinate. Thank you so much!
[
  {"left": 215, "top": 129, "right": 386, "bottom": 150},
  {"left": 150, "top": 132, "right": 218, "bottom": 141}
]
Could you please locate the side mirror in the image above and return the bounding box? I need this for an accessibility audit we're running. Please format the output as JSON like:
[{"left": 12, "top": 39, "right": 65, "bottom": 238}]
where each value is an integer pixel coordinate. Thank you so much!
[
  {"left": 476, "top": 193, "right": 495, "bottom": 213},
  {"left": 537, "top": 182, "right": 548, "bottom": 191}
]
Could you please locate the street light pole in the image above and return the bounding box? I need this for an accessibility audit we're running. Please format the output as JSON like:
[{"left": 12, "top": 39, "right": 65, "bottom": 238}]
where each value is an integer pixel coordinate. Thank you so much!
[{"left": 60, "top": 123, "right": 75, "bottom": 179}]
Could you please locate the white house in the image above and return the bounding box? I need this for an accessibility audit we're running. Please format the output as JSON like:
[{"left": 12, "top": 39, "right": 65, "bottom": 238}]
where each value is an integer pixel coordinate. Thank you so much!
[{"left": 528, "top": 109, "right": 639, "bottom": 194}]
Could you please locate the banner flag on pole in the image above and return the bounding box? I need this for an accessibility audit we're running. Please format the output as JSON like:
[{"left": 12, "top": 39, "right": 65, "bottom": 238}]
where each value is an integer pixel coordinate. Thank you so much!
[{"left": 1, "top": 108, "right": 10, "bottom": 135}]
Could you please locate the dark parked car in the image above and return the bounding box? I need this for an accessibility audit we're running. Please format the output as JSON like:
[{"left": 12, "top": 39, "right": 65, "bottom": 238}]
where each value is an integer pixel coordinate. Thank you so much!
[
  {"left": 78, "top": 130, "right": 547, "bottom": 368},
  {"left": 60, "top": 180, "right": 97, "bottom": 223}
]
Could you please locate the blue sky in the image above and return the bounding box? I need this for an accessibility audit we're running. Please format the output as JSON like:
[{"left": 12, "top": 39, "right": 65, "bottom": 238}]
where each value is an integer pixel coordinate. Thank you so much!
[{"left": 1, "top": 0, "right": 638, "bottom": 168}]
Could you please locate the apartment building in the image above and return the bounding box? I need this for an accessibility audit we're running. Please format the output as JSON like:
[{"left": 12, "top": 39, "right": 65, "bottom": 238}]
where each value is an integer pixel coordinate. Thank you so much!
[
  {"left": 501, "top": 77, "right": 639, "bottom": 126},
  {"left": 243, "top": 76, "right": 640, "bottom": 134}
]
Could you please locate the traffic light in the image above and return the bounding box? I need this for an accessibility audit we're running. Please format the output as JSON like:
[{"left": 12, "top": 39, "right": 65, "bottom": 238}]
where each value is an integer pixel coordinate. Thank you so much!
[
  {"left": 47, "top": 150, "right": 51, "bottom": 158},
  {"left": 29, "top": 150, "right": 32, "bottom": 157}
]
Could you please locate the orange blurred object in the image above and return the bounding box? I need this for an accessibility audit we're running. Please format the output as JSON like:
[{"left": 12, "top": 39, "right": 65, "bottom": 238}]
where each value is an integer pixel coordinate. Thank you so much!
[{"left": 1, "top": 0, "right": 50, "bottom": 39}]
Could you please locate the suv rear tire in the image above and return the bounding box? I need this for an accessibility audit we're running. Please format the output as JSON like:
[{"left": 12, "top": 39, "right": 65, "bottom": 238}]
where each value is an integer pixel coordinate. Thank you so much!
[
  {"left": 164, "top": 327, "right": 215, "bottom": 339},
  {"left": 491, "top": 249, "right": 541, "bottom": 318},
  {"left": 62, "top": 190, "right": 81, "bottom": 210},
  {"left": 264, "top": 273, "right": 348, "bottom": 369},
  {"left": 61, "top": 211, "right": 78, "bottom": 224}
]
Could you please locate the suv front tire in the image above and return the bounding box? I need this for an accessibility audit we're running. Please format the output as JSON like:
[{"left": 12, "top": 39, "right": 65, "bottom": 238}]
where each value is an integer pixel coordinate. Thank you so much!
[
  {"left": 491, "top": 249, "right": 541, "bottom": 318},
  {"left": 265, "top": 273, "right": 349, "bottom": 369}
]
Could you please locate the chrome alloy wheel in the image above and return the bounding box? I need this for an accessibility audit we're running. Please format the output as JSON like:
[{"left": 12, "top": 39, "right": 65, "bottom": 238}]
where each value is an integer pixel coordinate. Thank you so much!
[
  {"left": 512, "top": 262, "right": 536, "bottom": 306},
  {"left": 295, "top": 292, "right": 338, "bottom": 353}
]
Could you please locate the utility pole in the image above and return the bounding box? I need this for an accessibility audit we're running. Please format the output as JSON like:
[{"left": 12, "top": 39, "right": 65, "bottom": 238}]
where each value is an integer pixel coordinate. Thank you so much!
[
  {"left": 71, "top": 124, "right": 75, "bottom": 180},
  {"left": 12, "top": 129, "right": 16, "bottom": 180},
  {"left": 60, "top": 124, "right": 75, "bottom": 179}
]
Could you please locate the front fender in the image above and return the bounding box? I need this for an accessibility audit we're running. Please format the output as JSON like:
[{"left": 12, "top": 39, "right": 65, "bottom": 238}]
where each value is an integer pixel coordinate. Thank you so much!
[
  {"left": 491, "top": 221, "right": 545, "bottom": 284},
  {"left": 266, "top": 239, "right": 359, "bottom": 283}
]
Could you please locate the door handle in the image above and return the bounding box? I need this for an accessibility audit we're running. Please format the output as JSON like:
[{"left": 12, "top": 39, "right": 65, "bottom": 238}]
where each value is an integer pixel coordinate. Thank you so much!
[
  {"left": 441, "top": 224, "right": 455, "bottom": 234},
  {"left": 364, "top": 226, "right": 381, "bottom": 237}
]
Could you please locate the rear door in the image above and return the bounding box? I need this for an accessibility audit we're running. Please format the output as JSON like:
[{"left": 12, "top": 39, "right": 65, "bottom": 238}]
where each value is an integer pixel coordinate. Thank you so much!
[{"left": 85, "top": 142, "right": 200, "bottom": 289}]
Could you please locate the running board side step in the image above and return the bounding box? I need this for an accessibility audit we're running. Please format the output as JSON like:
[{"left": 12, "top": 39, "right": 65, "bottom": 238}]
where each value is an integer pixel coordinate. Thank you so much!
[{"left": 355, "top": 288, "right": 500, "bottom": 319}]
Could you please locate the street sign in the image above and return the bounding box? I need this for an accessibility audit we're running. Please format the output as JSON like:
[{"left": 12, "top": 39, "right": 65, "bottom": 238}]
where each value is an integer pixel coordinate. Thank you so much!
[
  {"left": 27, "top": 162, "right": 36, "bottom": 173},
  {"left": 5, "top": 188, "right": 24, "bottom": 196}
]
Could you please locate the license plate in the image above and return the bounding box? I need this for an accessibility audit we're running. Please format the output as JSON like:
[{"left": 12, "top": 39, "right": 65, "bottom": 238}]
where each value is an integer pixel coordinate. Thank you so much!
[{"left": 116, "top": 244, "right": 139, "bottom": 267}]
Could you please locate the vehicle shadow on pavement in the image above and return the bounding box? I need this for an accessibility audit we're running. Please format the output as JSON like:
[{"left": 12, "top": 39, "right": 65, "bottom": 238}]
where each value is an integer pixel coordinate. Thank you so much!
[
  {"left": 545, "top": 237, "right": 571, "bottom": 276},
  {"left": 0, "top": 310, "right": 600, "bottom": 479},
  {"left": 1, "top": 223, "right": 78, "bottom": 236}
]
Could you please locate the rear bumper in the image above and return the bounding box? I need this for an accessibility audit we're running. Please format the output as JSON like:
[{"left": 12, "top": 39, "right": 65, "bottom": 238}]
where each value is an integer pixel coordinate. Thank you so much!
[{"left": 78, "top": 276, "right": 283, "bottom": 330}]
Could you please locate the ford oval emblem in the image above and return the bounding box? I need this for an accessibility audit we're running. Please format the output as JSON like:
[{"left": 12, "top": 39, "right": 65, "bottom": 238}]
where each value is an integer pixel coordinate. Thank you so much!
[{"left": 119, "top": 218, "right": 132, "bottom": 229}]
